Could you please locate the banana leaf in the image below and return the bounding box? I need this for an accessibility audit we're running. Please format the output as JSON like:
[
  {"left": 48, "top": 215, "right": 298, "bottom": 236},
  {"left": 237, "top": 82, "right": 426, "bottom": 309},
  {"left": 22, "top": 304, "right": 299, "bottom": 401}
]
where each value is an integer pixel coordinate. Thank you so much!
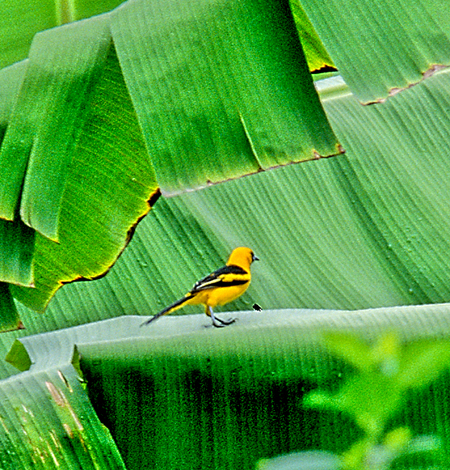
[
  {"left": 110, "top": 0, "right": 340, "bottom": 196},
  {"left": 0, "top": 364, "right": 125, "bottom": 469},
  {"left": 0, "top": 64, "right": 36, "bottom": 292},
  {"left": 0, "top": 0, "right": 340, "bottom": 331},
  {"left": 1, "top": 0, "right": 339, "bottom": 235},
  {"left": 6, "top": 305, "right": 450, "bottom": 469},
  {"left": 0, "top": 0, "right": 124, "bottom": 69},
  {"left": 0, "top": 219, "right": 34, "bottom": 287},
  {"left": 0, "top": 61, "right": 27, "bottom": 129},
  {"left": 299, "top": 0, "right": 450, "bottom": 102},
  {"left": 289, "top": 0, "right": 334, "bottom": 72},
  {"left": 7, "top": 37, "right": 159, "bottom": 313},
  {"left": 0, "top": 284, "right": 20, "bottom": 333},
  {"left": 0, "top": 0, "right": 332, "bottom": 76},
  {"left": 7, "top": 69, "right": 450, "bottom": 334},
  {"left": 0, "top": 15, "right": 113, "bottom": 236}
]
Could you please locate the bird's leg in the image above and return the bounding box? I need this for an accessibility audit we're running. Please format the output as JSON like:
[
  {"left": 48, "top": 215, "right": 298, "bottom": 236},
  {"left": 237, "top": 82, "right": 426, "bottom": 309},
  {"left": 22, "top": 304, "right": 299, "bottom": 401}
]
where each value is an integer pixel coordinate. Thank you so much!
[
  {"left": 207, "top": 306, "right": 225, "bottom": 328},
  {"left": 206, "top": 306, "right": 235, "bottom": 328}
]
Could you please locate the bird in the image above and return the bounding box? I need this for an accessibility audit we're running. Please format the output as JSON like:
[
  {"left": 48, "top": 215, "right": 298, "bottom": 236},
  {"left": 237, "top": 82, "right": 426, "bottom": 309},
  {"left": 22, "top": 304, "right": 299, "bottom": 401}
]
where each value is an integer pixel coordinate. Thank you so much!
[{"left": 140, "top": 247, "right": 259, "bottom": 328}]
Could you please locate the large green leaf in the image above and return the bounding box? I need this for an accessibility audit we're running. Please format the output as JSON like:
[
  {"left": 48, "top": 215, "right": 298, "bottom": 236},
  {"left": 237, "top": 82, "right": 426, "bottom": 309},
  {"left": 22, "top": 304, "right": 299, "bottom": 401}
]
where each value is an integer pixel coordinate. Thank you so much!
[
  {"left": 1, "top": 0, "right": 333, "bottom": 76},
  {"left": 0, "top": 0, "right": 341, "bottom": 325},
  {"left": 78, "top": 310, "right": 450, "bottom": 469},
  {"left": 138, "top": 68, "right": 450, "bottom": 311},
  {"left": 299, "top": 0, "right": 450, "bottom": 102},
  {"left": 8, "top": 69, "right": 450, "bottom": 334},
  {"left": 0, "top": 0, "right": 125, "bottom": 69},
  {"left": 0, "top": 15, "right": 112, "bottom": 238},
  {"left": 0, "top": 2, "right": 164, "bottom": 325},
  {"left": 9, "top": 41, "right": 159, "bottom": 312},
  {"left": 321, "top": 72, "right": 450, "bottom": 304},
  {"left": 0, "top": 219, "right": 34, "bottom": 287},
  {"left": 0, "top": 61, "right": 27, "bottom": 130},
  {"left": 0, "top": 12, "right": 161, "bottom": 328},
  {"left": 111, "top": 0, "right": 341, "bottom": 195},
  {"left": 1, "top": 0, "right": 340, "bottom": 234},
  {"left": 7, "top": 305, "right": 450, "bottom": 469},
  {"left": 0, "top": 365, "right": 125, "bottom": 469}
]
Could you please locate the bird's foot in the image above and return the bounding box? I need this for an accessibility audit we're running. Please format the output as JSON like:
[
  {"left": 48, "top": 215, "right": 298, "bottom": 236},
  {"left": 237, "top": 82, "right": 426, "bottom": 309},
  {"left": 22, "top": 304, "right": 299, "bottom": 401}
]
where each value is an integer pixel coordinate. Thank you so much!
[
  {"left": 215, "top": 316, "right": 236, "bottom": 326},
  {"left": 211, "top": 316, "right": 236, "bottom": 327},
  {"left": 208, "top": 307, "right": 236, "bottom": 328}
]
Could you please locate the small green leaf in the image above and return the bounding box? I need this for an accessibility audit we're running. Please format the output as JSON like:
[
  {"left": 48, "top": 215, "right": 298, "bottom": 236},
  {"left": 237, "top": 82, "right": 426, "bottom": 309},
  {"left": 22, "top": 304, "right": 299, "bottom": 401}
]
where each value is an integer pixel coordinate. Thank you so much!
[
  {"left": 316, "top": 373, "right": 403, "bottom": 436},
  {"left": 5, "top": 339, "right": 31, "bottom": 372},
  {"left": 289, "top": 0, "right": 335, "bottom": 72},
  {"left": 369, "top": 331, "right": 401, "bottom": 376},
  {"left": 382, "top": 426, "right": 412, "bottom": 453},
  {"left": 304, "top": 390, "right": 337, "bottom": 409},
  {"left": 395, "top": 339, "right": 450, "bottom": 390},
  {"left": 323, "top": 332, "right": 373, "bottom": 372}
]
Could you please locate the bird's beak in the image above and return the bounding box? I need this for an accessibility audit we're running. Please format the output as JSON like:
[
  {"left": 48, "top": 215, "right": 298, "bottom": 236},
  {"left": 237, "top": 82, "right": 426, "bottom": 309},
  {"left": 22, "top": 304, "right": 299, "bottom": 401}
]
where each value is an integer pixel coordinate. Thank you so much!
[{"left": 252, "top": 253, "right": 259, "bottom": 262}]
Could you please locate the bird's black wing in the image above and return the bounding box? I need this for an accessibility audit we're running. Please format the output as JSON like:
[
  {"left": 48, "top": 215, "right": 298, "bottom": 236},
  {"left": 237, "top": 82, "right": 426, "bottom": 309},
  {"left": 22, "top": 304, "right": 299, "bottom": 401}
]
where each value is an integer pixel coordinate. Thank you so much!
[{"left": 190, "top": 265, "right": 249, "bottom": 293}]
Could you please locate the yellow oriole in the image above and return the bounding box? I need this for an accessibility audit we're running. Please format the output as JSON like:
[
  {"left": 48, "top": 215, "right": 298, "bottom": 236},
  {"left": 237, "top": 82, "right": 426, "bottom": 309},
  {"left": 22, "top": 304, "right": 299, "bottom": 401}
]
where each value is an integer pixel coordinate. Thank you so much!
[{"left": 141, "top": 247, "right": 259, "bottom": 328}]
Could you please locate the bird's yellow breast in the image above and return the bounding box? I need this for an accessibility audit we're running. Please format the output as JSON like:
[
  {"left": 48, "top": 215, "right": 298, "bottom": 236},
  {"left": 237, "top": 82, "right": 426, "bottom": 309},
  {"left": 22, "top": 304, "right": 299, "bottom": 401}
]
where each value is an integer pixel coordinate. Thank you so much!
[
  {"left": 185, "top": 282, "right": 250, "bottom": 308},
  {"left": 207, "top": 283, "right": 250, "bottom": 307}
]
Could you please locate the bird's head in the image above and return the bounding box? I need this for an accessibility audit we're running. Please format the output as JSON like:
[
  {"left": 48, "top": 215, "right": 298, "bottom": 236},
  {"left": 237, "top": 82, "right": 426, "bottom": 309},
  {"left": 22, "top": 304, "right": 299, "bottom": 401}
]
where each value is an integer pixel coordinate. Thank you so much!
[{"left": 227, "top": 247, "right": 259, "bottom": 270}]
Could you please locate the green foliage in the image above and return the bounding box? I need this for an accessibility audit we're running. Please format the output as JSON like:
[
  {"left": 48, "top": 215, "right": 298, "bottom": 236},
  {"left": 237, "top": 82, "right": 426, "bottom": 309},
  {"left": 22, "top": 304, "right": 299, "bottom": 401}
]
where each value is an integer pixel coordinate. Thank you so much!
[
  {"left": 9, "top": 41, "right": 158, "bottom": 312},
  {"left": 0, "top": 365, "right": 126, "bottom": 469},
  {"left": 1, "top": 0, "right": 450, "bottom": 468},
  {"left": 262, "top": 332, "right": 450, "bottom": 470},
  {"left": 0, "top": 0, "right": 125, "bottom": 69},
  {"left": 6, "top": 311, "right": 450, "bottom": 469},
  {"left": 299, "top": 0, "right": 450, "bottom": 102},
  {"left": 289, "top": 0, "right": 335, "bottom": 71},
  {"left": 0, "top": 283, "right": 20, "bottom": 332},
  {"left": 22, "top": 68, "right": 450, "bottom": 333},
  {"left": 111, "top": 0, "right": 340, "bottom": 195},
  {"left": 0, "top": 0, "right": 340, "bottom": 331}
]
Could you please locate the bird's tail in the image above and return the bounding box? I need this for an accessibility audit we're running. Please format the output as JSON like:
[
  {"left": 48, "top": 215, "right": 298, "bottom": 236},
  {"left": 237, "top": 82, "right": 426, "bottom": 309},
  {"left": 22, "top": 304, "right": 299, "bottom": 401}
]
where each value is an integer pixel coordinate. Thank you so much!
[{"left": 140, "top": 294, "right": 194, "bottom": 327}]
